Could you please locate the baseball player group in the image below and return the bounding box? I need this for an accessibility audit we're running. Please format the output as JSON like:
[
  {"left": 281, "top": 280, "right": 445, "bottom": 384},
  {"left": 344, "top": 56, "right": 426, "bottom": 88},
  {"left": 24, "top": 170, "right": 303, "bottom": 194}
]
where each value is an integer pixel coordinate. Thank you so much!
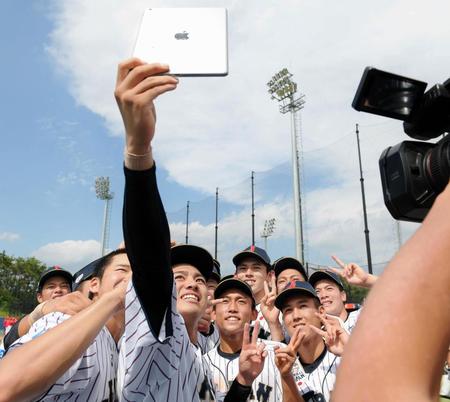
[{"left": 0, "top": 58, "right": 448, "bottom": 402}]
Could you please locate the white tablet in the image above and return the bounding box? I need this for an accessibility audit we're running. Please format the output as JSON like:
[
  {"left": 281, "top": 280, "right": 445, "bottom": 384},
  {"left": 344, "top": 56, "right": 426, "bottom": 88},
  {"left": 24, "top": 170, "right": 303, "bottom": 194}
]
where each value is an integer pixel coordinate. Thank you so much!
[{"left": 133, "top": 8, "right": 228, "bottom": 77}]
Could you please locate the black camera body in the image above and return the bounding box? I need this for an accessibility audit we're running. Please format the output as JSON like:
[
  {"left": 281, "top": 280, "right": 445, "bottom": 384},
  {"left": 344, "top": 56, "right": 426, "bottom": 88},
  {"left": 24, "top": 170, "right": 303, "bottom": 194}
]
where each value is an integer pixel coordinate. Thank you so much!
[{"left": 352, "top": 67, "right": 450, "bottom": 222}]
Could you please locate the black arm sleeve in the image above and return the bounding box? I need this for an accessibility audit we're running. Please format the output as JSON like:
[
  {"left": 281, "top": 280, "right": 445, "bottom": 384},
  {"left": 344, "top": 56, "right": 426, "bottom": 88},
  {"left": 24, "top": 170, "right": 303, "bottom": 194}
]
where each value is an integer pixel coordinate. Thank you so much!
[
  {"left": 3, "top": 317, "right": 23, "bottom": 352},
  {"left": 224, "top": 379, "right": 252, "bottom": 402},
  {"left": 123, "top": 165, "right": 173, "bottom": 336}
]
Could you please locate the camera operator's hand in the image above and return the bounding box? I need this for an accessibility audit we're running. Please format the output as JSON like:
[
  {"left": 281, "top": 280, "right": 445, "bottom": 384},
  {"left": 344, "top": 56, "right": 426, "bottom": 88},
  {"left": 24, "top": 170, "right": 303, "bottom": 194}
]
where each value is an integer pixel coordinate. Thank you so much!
[
  {"left": 329, "top": 255, "right": 377, "bottom": 288},
  {"left": 114, "top": 59, "right": 178, "bottom": 163}
]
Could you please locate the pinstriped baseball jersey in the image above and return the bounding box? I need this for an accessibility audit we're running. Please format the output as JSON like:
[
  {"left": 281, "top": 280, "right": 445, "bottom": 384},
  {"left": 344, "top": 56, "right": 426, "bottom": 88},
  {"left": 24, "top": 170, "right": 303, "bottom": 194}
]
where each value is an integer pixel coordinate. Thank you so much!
[
  {"left": 298, "top": 346, "right": 339, "bottom": 402},
  {"left": 198, "top": 323, "right": 220, "bottom": 354},
  {"left": 344, "top": 309, "right": 361, "bottom": 333},
  {"left": 10, "top": 312, "right": 118, "bottom": 401},
  {"left": 118, "top": 282, "right": 216, "bottom": 402},
  {"left": 205, "top": 340, "right": 312, "bottom": 402}
]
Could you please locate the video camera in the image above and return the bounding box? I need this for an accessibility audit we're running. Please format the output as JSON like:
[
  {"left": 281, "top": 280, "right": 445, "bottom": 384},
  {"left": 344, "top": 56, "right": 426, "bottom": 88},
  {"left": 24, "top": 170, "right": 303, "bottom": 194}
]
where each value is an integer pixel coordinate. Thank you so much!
[{"left": 352, "top": 67, "right": 450, "bottom": 222}]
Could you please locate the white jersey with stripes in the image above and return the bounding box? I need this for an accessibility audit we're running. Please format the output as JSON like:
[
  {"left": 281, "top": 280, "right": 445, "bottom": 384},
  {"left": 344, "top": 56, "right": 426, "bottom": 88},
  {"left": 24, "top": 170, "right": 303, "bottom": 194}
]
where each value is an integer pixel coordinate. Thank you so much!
[
  {"left": 205, "top": 340, "right": 312, "bottom": 402},
  {"left": 118, "top": 282, "right": 216, "bottom": 402},
  {"left": 297, "top": 346, "right": 339, "bottom": 402},
  {"left": 10, "top": 312, "right": 118, "bottom": 401}
]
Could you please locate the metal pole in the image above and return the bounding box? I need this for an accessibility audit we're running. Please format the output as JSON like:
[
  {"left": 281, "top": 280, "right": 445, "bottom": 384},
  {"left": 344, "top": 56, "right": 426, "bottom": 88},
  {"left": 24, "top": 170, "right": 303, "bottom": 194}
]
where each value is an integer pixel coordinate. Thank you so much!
[
  {"left": 291, "top": 107, "right": 304, "bottom": 263},
  {"left": 396, "top": 221, "right": 402, "bottom": 251},
  {"left": 185, "top": 201, "right": 190, "bottom": 244},
  {"left": 215, "top": 188, "right": 219, "bottom": 259},
  {"left": 356, "top": 124, "right": 373, "bottom": 274},
  {"left": 264, "top": 236, "right": 268, "bottom": 251},
  {"left": 251, "top": 171, "right": 255, "bottom": 246},
  {"left": 100, "top": 198, "right": 109, "bottom": 256}
]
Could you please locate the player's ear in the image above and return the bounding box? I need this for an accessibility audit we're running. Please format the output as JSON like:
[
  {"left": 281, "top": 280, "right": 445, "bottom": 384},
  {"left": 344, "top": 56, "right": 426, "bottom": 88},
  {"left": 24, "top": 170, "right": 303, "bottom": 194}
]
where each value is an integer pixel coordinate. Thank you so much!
[
  {"left": 211, "top": 308, "right": 216, "bottom": 321},
  {"left": 251, "top": 307, "right": 258, "bottom": 321},
  {"left": 340, "top": 290, "right": 347, "bottom": 303},
  {"left": 36, "top": 292, "right": 43, "bottom": 304},
  {"left": 318, "top": 305, "right": 325, "bottom": 315},
  {"left": 89, "top": 277, "right": 100, "bottom": 298}
]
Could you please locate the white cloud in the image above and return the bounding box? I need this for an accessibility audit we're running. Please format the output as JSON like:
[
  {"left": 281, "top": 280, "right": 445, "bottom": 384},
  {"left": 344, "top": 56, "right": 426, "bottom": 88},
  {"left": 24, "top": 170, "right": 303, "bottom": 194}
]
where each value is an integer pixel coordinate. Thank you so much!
[
  {"left": 32, "top": 240, "right": 101, "bottom": 272},
  {"left": 45, "top": 0, "right": 444, "bottom": 271},
  {"left": 0, "top": 232, "right": 20, "bottom": 242},
  {"left": 47, "top": 0, "right": 450, "bottom": 192}
]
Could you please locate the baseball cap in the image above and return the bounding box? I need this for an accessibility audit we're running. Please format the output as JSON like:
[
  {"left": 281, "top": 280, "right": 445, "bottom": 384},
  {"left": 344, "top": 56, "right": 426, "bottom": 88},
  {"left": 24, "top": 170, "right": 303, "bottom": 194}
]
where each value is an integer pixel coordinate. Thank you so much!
[
  {"left": 214, "top": 277, "right": 256, "bottom": 306},
  {"left": 308, "top": 270, "right": 344, "bottom": 290},
  {"left": 73, "top": 257, "right": 102, "bottom": 290},
  {"left": 275, "top": 280, "right": 319, "bottom": 310},
  {"left": 171, "top": 244, "right": 214, "bottom": 280},
  {"left": 210, "top": 259, "right": 221, "bottom": 283},
  {"left": 272, "top": 257, "right": 308, "bottom": 280},
  {"left": 38, "top": 266, "right": 73, "bottom": 291},
  {"left": 232, "top": 245, "right": 271, "bottom": 268}
]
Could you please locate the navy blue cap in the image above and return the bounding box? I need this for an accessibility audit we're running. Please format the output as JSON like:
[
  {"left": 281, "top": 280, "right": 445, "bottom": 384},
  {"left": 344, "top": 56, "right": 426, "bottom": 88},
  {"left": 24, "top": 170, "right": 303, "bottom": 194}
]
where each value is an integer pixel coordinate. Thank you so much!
[
  {"left": 275, "top": 280, "right": 319, "bottom": 310},
  {"left": 214, "top": 277, "right": 256, "bottom": 306},
  {"left": 73, "top": 258, "right": 102, "bottom": 290},
  {"left": 273, "top": 257, "right": 308, "bottom": 280},
  {"left": 308, "top": 270, "right": 344, "bottom": 289},
  {"left": 232, "top": 245, "right": 271, "bottom": 268},
  {"left": 38, "top": 266, "right": 73, "bottom": 291},
  {"left": 171, "top": 244, "right": 214, "bottom": 280}
]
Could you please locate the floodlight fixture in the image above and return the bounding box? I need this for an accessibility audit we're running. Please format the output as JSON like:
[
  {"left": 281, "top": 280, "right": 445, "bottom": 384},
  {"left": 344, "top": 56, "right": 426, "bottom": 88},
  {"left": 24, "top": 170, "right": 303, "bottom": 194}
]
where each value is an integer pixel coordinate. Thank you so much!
[
  {"left": 261, "top": 218, "right": 276, "bottom": 251},
  {"left": 95, "top": 176, "right": 114, "bottom": 256}
]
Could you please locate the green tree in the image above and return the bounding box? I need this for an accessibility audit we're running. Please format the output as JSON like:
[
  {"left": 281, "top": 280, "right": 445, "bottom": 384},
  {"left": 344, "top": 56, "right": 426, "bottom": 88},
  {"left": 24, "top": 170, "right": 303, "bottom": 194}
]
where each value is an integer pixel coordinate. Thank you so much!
[
  {"left": 0, "top": 251, "right": 46, "bottom": 315},
  {"left": 342, "top": 280, "right": 370, "bottom": 304}
]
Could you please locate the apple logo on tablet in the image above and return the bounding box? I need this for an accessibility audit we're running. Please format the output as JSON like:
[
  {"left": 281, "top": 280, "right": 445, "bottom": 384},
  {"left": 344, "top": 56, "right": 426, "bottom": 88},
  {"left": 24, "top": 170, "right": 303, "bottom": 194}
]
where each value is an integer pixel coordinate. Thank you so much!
[{"left": 175, "top": 31, "right": 189, "bottom": 40}]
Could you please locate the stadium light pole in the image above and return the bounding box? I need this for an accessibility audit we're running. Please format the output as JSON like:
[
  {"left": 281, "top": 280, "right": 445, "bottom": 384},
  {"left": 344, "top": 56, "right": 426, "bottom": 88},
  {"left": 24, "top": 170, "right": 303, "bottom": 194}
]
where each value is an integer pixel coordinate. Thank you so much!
[
  {"left": 261, "top": 218, "right": 276, "bottom": 251},
  {"left": 95, "top": 177, "right": 114, "bottom": 256},
  {"left": 268, "top": 68, "right": 306, "bottom": 263}
]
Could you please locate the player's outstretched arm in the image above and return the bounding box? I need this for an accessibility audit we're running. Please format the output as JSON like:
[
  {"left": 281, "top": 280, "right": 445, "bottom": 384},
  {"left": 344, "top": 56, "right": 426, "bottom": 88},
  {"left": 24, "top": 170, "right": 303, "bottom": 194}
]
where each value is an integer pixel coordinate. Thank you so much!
[
  {"left": 115, "top": 58, "right": 179, "bottom": 335},
  {"left": 332, "top": 184, "right": 450, "bottom": 402},
  {"left": 0, "top": 281, "right": 127, "bottom": 402},
  {"left": 3, "top": 292, "right": 92, "bottom": 352}
]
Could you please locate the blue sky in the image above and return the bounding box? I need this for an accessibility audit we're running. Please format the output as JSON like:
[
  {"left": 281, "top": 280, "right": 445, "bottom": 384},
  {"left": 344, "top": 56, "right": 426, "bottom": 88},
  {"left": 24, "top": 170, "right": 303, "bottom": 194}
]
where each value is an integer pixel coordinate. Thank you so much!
[{"left": 2, "top": 0, "right": 449, "bottom": 275}]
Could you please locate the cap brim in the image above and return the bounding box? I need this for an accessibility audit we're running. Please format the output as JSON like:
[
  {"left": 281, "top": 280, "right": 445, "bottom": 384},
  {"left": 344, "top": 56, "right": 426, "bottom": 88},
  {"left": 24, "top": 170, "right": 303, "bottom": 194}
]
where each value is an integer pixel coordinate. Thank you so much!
[
  {"left": 275, "top": 287, "right": 318, "bottom": 310},
  {"left": 309, "top": 271, "right": 343, "bottom": 289},
  {"left": 171, "top": 244, "right": 213, "bottom": 279},
  {"left": 39, "top": 270, "right": 73, "bottom": 291},
  {"left": 232, "top": 251, "right": 270, "bottom": 268},
  {"left": 214, "top": 278, "right": 255, "bottom": 304},
  {"left": 273, "top": 257, "right": 307, "bottom": 279}
]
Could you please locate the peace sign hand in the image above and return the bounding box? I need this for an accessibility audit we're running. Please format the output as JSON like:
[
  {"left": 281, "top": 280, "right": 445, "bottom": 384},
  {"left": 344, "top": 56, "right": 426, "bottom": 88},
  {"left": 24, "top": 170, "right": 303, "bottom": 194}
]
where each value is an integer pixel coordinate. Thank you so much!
[
  {"left": 309, "top": 313, "right": 349, "bottom": 356},
  {"left": 236, "top": 321, "right": 267, "bottom": 386},
  {"left": 260, "top": 272, "right": 280, "bottom": 324},
  {"left": 329, "top": 255, "right": 377, "bottom": 288},
  {"left": 274, "top": 327, "right": 305, "bottom": 377}
]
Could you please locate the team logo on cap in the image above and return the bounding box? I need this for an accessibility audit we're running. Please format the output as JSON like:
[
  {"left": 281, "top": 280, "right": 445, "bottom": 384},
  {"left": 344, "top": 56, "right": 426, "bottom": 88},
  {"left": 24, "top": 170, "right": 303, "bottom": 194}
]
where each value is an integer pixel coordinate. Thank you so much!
[{"left": 74, "top": 273, "right": 84, "bottom": 284}]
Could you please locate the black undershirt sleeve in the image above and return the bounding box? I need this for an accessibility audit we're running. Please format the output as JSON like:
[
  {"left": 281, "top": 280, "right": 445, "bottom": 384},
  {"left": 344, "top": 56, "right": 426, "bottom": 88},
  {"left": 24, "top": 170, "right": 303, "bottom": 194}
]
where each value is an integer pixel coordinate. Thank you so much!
[
  {"left": 224, "top": 379, "right": 252, "bottom": 402},
  {"left": 3, "top": 317, "right": 23, "bottom": 351},
  {"left": 123, "top": 165, "right": 173, "bottom": 337}
]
